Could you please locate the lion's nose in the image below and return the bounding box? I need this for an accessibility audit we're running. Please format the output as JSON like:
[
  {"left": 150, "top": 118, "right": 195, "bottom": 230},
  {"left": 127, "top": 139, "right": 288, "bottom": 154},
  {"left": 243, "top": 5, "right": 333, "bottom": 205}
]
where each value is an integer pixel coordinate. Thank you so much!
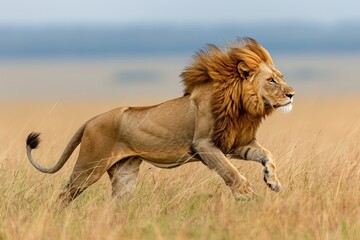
[{"left": 286, "top": 93, "right": 295, "bottom": 99}]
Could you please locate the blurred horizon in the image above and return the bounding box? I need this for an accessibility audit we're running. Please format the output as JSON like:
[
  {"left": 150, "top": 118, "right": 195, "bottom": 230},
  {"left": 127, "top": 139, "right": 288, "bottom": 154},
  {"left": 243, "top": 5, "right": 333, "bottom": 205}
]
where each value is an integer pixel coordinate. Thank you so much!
[{"left": 1, "top": 21, "right": 360, "bottom": 58}]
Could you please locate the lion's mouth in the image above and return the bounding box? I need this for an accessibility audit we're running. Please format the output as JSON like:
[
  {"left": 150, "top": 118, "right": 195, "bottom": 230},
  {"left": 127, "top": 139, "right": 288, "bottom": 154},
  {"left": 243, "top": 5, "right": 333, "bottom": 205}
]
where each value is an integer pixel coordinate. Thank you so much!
[
  {"left": 273, "top": 102, "right": 291, "bottom": 108},
  {"left": 274, "top": 102, "right": 293, "bottom": 113},
  {"left": 263, "top": 98, "right": 293, "bottom": 112}
]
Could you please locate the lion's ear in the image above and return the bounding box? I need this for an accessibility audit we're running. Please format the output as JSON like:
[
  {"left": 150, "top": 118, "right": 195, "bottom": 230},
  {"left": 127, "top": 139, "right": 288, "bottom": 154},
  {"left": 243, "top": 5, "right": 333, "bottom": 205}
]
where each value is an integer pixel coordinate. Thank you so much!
[
  {"left": 238, "top": 62, "right": 250, "bottom": 79},
  {"left": 237, "top": 62, "right": 254, "bottom": 80}
]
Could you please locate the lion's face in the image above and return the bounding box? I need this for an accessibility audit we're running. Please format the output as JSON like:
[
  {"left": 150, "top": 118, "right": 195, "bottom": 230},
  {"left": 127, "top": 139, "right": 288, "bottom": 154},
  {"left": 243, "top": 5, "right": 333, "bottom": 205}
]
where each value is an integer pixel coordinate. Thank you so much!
[{"left": 252, "top": 63, "right": 295, "bottom": 113}]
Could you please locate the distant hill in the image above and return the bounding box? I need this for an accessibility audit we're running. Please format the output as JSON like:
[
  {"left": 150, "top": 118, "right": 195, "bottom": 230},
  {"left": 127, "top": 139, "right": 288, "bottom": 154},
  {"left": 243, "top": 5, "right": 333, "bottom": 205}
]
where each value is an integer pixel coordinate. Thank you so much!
[{"left": 0, "top": 22, "right": 360, "bottom": 58}]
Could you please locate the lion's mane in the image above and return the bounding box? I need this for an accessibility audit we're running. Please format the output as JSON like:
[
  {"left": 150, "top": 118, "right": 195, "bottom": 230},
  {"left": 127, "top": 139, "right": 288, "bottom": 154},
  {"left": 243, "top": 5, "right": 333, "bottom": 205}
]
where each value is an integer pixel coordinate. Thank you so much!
[{"left": 180, "top": 38, "right": 274, "bottom": 153}]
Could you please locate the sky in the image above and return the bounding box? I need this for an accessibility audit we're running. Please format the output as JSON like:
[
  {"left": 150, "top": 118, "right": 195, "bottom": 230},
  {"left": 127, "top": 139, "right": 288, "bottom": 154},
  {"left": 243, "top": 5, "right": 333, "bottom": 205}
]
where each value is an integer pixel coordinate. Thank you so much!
[{"left": 0, "top": 0, "right": 360, "bottom": 25}]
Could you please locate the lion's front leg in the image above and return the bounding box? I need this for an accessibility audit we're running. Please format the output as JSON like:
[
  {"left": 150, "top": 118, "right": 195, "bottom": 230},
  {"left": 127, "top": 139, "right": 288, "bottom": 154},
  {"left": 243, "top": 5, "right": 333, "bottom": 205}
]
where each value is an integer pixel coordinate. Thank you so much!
[
  {"left": 235, "top": 140, "right": 282, "bottom": 192},
  {"left": 194, "top": 139, "right": 255, "bottom": 200}
]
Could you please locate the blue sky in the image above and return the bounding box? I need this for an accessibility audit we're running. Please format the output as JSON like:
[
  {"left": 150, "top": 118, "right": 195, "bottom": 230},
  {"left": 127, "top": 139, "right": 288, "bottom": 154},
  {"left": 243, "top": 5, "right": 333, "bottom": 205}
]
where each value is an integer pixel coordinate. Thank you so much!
[{"left": 0, "top": 0, "right": 360, "bottom": 25}]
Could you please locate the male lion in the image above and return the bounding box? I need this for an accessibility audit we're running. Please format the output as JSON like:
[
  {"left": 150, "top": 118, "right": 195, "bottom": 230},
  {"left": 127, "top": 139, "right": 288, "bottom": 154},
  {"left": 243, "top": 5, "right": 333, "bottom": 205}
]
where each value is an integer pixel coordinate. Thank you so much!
[{"left": 26, "top": 38, "right": 295, "bottom": 204}]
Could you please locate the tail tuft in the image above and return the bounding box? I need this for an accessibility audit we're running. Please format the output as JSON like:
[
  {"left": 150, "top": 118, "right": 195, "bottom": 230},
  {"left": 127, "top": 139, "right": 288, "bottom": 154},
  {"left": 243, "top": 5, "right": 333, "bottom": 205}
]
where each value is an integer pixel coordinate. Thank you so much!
[{"left": 26, "top": 132, "right": 41, "bottom": 149}]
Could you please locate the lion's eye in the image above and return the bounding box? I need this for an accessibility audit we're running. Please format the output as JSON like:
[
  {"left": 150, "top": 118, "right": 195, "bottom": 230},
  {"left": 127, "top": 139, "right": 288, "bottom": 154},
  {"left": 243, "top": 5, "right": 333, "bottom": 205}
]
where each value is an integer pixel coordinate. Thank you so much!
[{"left": 268, "top": 78, "right": 277, "bottom": 84}]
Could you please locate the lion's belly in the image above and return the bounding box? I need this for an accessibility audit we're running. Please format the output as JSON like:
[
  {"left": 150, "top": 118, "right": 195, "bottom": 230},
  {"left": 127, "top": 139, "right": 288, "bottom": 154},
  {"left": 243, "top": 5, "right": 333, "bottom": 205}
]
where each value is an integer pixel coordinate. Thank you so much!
[
  {"left": 143, "top": 159, "right": 198, "bottom": 168},
  {"left": 140, "top": 149, "right": 201, "bottom": 168}
]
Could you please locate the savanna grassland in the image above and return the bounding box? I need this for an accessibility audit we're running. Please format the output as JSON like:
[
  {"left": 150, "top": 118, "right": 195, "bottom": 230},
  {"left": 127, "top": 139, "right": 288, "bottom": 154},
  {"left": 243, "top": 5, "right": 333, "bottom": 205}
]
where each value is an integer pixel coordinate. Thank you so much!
[{"left": 0, "top": 96, "right": 359, "bottom": 240}]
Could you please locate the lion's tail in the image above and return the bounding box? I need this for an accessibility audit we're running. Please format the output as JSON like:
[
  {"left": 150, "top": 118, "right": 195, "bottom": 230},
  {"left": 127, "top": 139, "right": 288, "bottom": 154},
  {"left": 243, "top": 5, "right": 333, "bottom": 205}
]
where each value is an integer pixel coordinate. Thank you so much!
[{"left": 26, "top": 123, "right": 87, "bottom": 174}]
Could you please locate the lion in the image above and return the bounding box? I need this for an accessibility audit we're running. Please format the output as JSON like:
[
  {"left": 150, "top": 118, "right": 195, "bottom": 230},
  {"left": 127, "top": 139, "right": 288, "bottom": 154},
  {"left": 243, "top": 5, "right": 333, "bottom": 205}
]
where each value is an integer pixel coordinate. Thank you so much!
[{"left": 26, "top": 37, "right": 295, "bottom": 204}]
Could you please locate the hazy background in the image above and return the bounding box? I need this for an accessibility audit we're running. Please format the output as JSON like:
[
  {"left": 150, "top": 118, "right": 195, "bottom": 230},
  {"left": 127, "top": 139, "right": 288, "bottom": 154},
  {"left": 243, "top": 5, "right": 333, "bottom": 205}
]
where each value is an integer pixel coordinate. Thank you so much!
[{"left": 1, "top": 0, "right": 360, "bottom": 102}]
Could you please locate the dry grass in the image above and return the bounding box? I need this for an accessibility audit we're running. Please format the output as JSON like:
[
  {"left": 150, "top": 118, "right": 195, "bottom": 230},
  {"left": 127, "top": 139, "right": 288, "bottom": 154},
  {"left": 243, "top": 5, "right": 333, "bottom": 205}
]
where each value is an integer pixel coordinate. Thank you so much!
[{"left": 0, "top": 97, "right": 359, "bottom": 240}]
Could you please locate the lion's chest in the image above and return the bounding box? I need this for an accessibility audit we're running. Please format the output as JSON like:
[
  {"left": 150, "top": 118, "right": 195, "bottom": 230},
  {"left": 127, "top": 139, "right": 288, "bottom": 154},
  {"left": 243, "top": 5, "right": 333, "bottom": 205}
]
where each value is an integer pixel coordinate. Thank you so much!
[{"left": 232, "top": 119, "right": 260, "bottom": 149}]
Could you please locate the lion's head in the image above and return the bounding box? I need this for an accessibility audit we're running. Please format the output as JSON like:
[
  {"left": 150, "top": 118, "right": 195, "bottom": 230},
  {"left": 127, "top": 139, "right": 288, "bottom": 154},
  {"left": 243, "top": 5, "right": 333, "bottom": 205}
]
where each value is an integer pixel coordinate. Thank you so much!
[
  {"left": 236, "top": 42, "right": 295, "bottom": 115},
  {"left": 181, "top": 37, "right": 295, "bottom": 152}
]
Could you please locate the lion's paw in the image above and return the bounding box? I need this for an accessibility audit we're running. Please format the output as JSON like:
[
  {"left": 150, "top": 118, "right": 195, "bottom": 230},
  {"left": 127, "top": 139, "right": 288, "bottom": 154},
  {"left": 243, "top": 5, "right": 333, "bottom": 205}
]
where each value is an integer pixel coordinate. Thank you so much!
[
  {"left": 232, "top": 186, "right": 255, "bottom": 201},
  {"left": 263, "top": 176, "right": 282, "bottom": 192}
]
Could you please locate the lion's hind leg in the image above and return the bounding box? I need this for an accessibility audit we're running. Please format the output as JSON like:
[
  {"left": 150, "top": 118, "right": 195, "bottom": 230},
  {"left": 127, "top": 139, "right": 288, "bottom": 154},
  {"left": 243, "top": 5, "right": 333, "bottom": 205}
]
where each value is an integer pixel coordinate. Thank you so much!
[
  {"left": 107, "top": 157, "right": 142, "bottom": 199},
  {"left": 58, "top": 130, "right": 121, "bottom": 205},
  {"left": 59, "top": 157, "right": 111, "bottom": 205}
]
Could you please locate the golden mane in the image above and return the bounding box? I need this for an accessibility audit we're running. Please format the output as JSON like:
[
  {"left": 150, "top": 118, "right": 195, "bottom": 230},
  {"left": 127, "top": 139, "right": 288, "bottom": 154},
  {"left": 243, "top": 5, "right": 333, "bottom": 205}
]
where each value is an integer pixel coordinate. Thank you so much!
[{"left": 180, "top": 37, "right": 274, "bottom": 153}]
